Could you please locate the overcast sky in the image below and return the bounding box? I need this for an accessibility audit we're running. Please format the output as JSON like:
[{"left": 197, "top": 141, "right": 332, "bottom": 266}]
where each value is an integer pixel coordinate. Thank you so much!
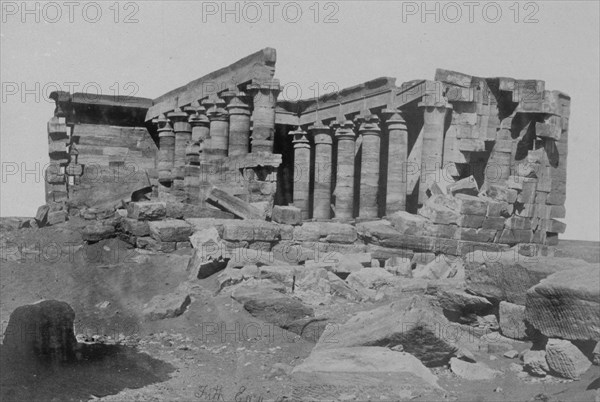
[{"left": 1, "top": 1, "right": 598, "bottom": 241}]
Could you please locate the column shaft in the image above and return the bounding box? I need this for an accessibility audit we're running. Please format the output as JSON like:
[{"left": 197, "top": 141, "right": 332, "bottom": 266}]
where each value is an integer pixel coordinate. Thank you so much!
[
  {"left": 311, "top": 124, "right": 333, "bottom": 219},
  {"left": 383, "top": 111, "right": 408, "bottom": 214},
  {"left": 157, "top": 116, "right": 175, "bottom": 186},
  {"left": 418, "top": 101, "right": 451, "bottom": 203},
  {"left": 358, "top": 115, "right": 381, "bottom": 219},
  {"left": 333, "top": 121, "right": 356, "bottom": 220},
  {"left": 224, "top": 91, "right": 251, "bottom": 156},
  {"left": 290, "top": 128, "right": 311, "bottom": 220},
  {"left": 248, "top": 80, "right": 281, "bottom": 153}
]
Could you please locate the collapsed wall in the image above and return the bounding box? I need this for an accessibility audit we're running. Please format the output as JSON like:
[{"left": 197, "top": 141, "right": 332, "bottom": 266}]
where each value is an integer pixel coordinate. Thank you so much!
[{"left": 42, "top": 47, "right": 569, "bottom": 252}]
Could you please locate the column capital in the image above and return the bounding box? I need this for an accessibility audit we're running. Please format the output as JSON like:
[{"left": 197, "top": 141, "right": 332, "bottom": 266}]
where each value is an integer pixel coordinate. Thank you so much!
[
  {"left": 289, "top": 127, "right": 309, "bottom": 148},
  {"left": 156, "top": 115, "right": 174, "bottom": 136},
  {"left": 223, "top": 91, "right": 251, "bottom": 116},
  {"left": 186, "top": 105, "right": 210, "bottom": 127},
  {"left": 334, "top": 120, "right": 356, "bottom": 140},
  {"left": 381, "top": 109, "right": 406, "bottom": 122},
  {"left": 358, "top": 114, "right": 381, "bottom": 136},
  {"left": 309, "top": 122, "right": 333, "bottom": 145},
  {"left": 167, "top": 108, "right": 188, "bottom": 122}
]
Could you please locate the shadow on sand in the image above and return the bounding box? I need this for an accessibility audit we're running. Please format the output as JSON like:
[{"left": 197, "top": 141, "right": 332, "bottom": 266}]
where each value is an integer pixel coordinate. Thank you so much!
[{"left": 0, "top": 342, "right": 175, "bottom": 401}]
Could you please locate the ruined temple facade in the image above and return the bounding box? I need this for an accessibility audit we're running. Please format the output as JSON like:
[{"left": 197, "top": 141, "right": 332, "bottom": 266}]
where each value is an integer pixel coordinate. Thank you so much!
[{"left": 45, "top": 48, "right": 569, "bottom": 250}]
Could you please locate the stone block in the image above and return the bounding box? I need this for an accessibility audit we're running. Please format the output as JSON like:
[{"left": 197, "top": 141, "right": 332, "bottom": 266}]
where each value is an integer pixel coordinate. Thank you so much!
[
  {"left": 525, "top": 264, "right": 600, "bottom": 341},
  {"left": 457, "top": 228, "right": 496, "bottom": 242},
  {"left": 271, "top": 205, "right": 302, "bottom": 225},
  {"left": 523, "top": 349, "right": 549, "bottom": 376},
  {"left": 499, "top": 301, "right": 529, "bottom": 340},
  {"left": 482, "top": 216, "right": 506, "bottom": 230},
  {"left": 127, "top": 201, "right": 166, "bottom": 221},
  {"left": 458, "top": 214, "right": 485, "bottom": 228},
  {"left": 545, "top": 339, "right": 592, "bottom": 379},
  {"left": 387, "top": 211, "right": 429, "bottom": 235},
  {"left": 120, "top": 218, "right": 150, "bottom": 237},
  {"left": 148, "top": 219, "right": 193, "bottom": 242},
  {"left": 47, "top": 210, "right": 68, "bottom": 226}
]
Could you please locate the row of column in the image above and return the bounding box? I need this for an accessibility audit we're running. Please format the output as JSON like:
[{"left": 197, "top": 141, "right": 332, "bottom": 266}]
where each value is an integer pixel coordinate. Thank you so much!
[
  {"left": 289, "top": 113, "right": 405, "bottom": 221},
  {"left": 290, "top": 103, "right": 449, "bottom": 221},
  {"left": 154, "top": 81, "right": 281, "bottom": 201}
]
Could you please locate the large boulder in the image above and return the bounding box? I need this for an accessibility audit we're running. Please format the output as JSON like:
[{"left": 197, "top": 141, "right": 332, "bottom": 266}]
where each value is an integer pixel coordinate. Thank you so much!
[
  {"left": 292, "top": 347, "right": 443, "bottom": 399},
  {"left": 465, "top": 251, "right": 590, "bottom": 305},
  {"left": 525, "top": 264, "right": 600, "bottom": 341},
  {"left": 3, "top": 300, "right": 77, "bottom": 360},
  {"left": 545, "top": 338, "right": 592, "bottom": 379},
  {"left": 315, "top": 295, "right": 458, "bottom": 367}
]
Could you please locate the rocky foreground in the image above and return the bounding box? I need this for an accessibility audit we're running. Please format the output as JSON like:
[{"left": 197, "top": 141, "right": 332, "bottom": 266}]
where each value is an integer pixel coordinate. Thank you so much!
[{"left": 1, "top": 214, "right": 599, "bottom": 401}]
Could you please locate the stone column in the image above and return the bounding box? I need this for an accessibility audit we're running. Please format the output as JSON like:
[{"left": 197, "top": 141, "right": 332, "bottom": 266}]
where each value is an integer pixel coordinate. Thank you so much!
[
  {"left": 310, "top": 123, "right": 333, "bottom": 220},
  {"left": 333, "top": 120, "right": 357, "bottom": 221},
  {"left": 156, "top": 115, "right": 175, "bottom": 187},
  {"left": 224, "top": 91, "right": 251, "bottom": 156},
  {"left": 248, "top": 80, "right": 281, "bottom": 153},
  {"left": 184, "top": 140, "right": 202, "bottom": 205},
  {"left": 289, "top": 127, "right": 311, "bottom": 220},
  {"left": 358, "top": 115, "right": 381, "bottom": 219},
  {"left": 168, "top": 108, "right": 191, "bottom": 200},
  {"left": 382, "top": 110, "right": 408, "bottom": 214},
  {"left": 186, "top": 104, "right": 210, "bottom": 144},
  {"left": 418, "top": 99, "right": 452, "bottom": 204},
  {"left": 205, "top": 98, "right": 229, "bottom": 158}
]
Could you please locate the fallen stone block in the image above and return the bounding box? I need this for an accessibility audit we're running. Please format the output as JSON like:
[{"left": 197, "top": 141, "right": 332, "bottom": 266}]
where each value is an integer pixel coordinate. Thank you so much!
[
  {"left": 294, "top": 222, "right": 357, "bottom": 244},
  {"left": 545, "top": 338, "right": 592, "bottom": 379},
  {"left": 525, "top": 264, "right": 600, "bottom": 341},
  {"left": 189, "top": 227, "right": 220, "bottom": 249},
  {"left": 148, "top": 219, "right": 193, "bottom": 242},
  {"left": 413, "top": 258, "right": 454, "bottom": 280},
  {"left": 205, "top": 187, "right": 263, "bottom": 220},
  {"left": 47, "top": 210, "right": 68, "bottom": 226},
  {"left": 135, "top": 237, "right": 177, "bottom": 253},
  {"left": 315, "top": 295, "right": 459, "bottom": 367},
  {"left": 418, "top": 202, "right": 461, "bottom": 225},
  {"left": 327, "top": 272, "right": 363, "bottom": 301},
  {"left": 120, "top": 218, "right": 150, "bottom": 237},
  {"left": 499, "top": 301, "right": 530, "bottom": 340},
  {"left": 447, "top": 176, "right": 479, "bottom": 196},
  {"left": 523, "top": 349, "right": 549, "bottom": 376},
  {"left": 3, "top": 300, "right": 77, "bottom": 361},
  {"left": 346, "top": 268, "right": 394, "bottom": 294},
  {"left": 384, "top": 256, "right": 413, "bottom": 277},
  {"left": 387, "top": 212, "right": 429, "bottom": 239},
  {"left": 82, "top": 221, "right": 117, "bottom": 242},
  {"left": 457, "top": 228, "right": 496, "bottom": 242},
  {"left": 437, "top": 289, "right": 492, "bottom": 318},
  {"left": 271, "top": 205, "right": 302, "bottom": 225},
  {"left": 465, "top": 251, "right": 583, "bottom": 305},
  {"left": 35, "top": 204, "right": 50, "bottom": 226},
  {"left": 292, "top": 347, "right": 443, "bottom": 398},
  {"left": 231, "top": 284, "right": 313, "bottom": 327},
  {"left": 143, "top": 283, "right": 191, "bottom": 321},
  {"left": 221, "top": 219, "right": 281, "bottom": 242},
  {"left": 127, "top": 201, "right": 166, "bottom": 221},
  {"left": 449, "top": 357, "right": 501, "bottom": 380}
]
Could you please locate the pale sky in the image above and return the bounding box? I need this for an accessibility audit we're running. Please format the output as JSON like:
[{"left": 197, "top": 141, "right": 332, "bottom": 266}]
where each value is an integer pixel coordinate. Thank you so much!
[{"left": 1, "top": 1, "right": 599, "bottom": 241}]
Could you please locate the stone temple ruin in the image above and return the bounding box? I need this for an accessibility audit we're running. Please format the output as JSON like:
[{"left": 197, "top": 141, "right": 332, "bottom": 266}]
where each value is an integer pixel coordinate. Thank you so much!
[{"left": 42, "top": 47, "right": 569, "bottom": 255}]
